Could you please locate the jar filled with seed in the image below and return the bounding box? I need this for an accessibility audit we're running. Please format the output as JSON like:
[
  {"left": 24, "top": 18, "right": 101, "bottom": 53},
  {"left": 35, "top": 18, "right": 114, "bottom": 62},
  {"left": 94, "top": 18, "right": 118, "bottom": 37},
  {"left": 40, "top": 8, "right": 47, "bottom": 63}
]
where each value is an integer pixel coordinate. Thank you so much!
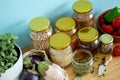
[
  {"left": 29, "top": 17, "right": 53, "bottom": 51},
  {"left": 77, "top": 27, "right": 99, "bottom": 56},
  {"left": 72, "top": 0, "right": 95, "bottom": 30},
  {"left": 55, "top": 17, "right": 77, "bottom": 51},
  {"left": 99, "top": 34, "right": 113, "bottom": 54},
  {"left": 49, "top": 32, "right": 73, "bottom": 67}
]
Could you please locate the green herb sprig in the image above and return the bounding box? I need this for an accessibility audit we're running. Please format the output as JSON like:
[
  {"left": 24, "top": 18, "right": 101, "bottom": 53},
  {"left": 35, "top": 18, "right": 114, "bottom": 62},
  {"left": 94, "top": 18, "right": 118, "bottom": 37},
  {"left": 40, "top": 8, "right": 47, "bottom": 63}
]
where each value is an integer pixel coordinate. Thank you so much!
[{"left": 0, "top": 33, "right": 18, "bottom": 73}]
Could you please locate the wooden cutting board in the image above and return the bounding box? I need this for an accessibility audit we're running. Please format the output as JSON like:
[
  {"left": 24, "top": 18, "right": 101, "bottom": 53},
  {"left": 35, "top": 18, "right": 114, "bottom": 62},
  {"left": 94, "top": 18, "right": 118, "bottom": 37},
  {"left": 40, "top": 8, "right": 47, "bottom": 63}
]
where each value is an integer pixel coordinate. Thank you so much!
[{"left": 22, "top": 45, "right": 120, "bottom": 80}]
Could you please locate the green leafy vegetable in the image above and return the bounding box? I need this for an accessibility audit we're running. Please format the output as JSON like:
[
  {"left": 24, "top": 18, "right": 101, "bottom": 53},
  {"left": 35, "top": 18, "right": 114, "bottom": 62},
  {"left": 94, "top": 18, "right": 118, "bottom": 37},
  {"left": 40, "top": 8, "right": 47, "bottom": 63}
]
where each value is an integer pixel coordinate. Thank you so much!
[
  {"left": 0, "top": 33, "right": 18, "bottom": 73},
  {"left": 37, "top": 61, "right": 51, "bottom": 76}
]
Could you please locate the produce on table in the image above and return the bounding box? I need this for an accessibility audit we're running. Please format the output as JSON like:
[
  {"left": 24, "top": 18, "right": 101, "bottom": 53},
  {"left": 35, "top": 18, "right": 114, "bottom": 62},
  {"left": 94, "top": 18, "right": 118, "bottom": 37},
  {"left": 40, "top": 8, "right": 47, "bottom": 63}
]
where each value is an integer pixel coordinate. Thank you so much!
[
  {"left": 20, "top": 49, "right": 69, "bottom": 80},
  {"left": 20, "top": 50, "right": 45, "bottom": 80},
  {"left": 20, "top": 70, "right": 40, "bottom": 80},
  {"left": 23, "top": 54, "right": 44, "bottom": 69},
  {"left": 113, "top": 45, "right": 120, "bottom": 56},
  {"left": 104, "top": 7, "right": 120, "bottom": 23},
  {"left": 101, "top": 24, "right": 114, "bottom": 34},
  {"left": 100, "top": 6, "right": 120, "bottom": 36},
  {"left": 112, "top": 17, "right": 120, "bottom": 29},
  {"left": 37, "top": 61, "right": 69, "bottom": 80}
]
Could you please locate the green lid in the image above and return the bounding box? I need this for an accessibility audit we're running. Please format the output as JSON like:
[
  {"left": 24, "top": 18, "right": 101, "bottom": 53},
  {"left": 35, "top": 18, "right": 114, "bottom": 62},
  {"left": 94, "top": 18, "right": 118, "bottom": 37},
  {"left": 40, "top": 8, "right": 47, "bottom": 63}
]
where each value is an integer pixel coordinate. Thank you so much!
[
  {"left": 56, "top": 17, "right": 76, "bottom": 31},
  {"left": 29, "top": 17, "right": 50, "bottom": 32},
  {"left": 73, "top": 0, "right": 92, "bottom": 13},
  {"left": 78, "top": 27, "right": 98, "bottom": 42},
  {"left": 100, "top": 34, "right": 113, "bottom": 44},
  {"left": 50, "top": 32, "right": 71, "bottom": 50}
]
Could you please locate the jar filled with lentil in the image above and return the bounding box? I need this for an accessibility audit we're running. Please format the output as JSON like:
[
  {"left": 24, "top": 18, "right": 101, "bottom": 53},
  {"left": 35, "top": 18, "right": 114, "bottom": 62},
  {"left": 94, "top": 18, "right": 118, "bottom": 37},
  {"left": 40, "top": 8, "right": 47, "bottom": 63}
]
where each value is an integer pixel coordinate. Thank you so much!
[
  {"left": 77, "top": 27, "right": 99, "bottom": 56},
  {"left": 29, "top": 17, "right": 53, "bottom": 51},
  {"left": 99, "top": 34, "right": 113, "bottom": 54},
  {"left": 72, "top": 0, "right": 95, "bottom": 30},
  {"left": 55, "top": 17, "right": 77, "bottom": 51},
  {"left": 49, "top": 32, "right": 73, "bottom": 67},
  {"left": 72, "top": 49, "right": 93, "bottom": 76}
]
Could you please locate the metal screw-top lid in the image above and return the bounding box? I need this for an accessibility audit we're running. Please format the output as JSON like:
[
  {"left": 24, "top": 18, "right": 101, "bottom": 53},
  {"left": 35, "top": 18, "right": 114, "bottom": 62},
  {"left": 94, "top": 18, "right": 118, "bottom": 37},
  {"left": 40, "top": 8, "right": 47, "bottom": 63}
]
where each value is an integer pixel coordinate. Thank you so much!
[
  {"left": 29, "top": 17, "right": 50, "bottom": 32},
  {"left": 73, "top": 0, "right": 92, "bottom": 13},
  {"left": 78, "top": 27, "right": 98, "bottom": 43},
  {"left": 56, "top": 17, "right": 76, "bottom": 31},
  {"left": 100, "top": 34, "right": 113, "bottom": 44},
  {"left": 50, "top": 32, "right": 71, "bottom": 50}
]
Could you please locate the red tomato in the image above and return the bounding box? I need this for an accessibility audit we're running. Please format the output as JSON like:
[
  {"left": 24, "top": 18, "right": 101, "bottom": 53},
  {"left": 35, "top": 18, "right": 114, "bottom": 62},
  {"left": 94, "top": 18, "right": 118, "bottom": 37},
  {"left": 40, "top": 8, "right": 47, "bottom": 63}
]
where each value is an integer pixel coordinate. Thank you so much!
[
  {"left": 101, "top": 24, "right": 114, "bottom": 34},
  {"left": 112, "top": 17, "right": 120, "bottom": 29},
  {"left": 113, "top": 45, "right": 120, "bottom": 56}
]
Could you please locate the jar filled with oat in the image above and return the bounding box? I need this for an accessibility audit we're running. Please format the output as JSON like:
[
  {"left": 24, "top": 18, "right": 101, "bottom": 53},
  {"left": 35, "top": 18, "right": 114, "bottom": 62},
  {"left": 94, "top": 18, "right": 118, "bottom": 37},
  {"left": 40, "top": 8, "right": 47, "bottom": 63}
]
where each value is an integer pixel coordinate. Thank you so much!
[
  {"left": 72, "top": 0, "right": 95, "bottom": 30},
  {"left": 77, "top": 27, "right": 99, "bottom": 56},
  {"left": 99, "top": 34, "right": 113, "bottom": 54},
  {"left": 29, "top": 17, "right": 53, "bottom": 50},
  {"left": 49, "top": 32, "right": 73, "bottom": 67},
  {"left": 55, "top": 17, "right": 77, "bottom": 51}
]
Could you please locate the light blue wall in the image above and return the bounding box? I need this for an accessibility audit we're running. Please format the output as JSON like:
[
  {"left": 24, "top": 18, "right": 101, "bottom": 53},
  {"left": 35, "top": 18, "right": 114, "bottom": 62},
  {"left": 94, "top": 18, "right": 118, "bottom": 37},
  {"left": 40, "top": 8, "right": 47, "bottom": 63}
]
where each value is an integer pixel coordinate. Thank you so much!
[{"left": 0, "top": 0, "right": 120, "bottom": 49}]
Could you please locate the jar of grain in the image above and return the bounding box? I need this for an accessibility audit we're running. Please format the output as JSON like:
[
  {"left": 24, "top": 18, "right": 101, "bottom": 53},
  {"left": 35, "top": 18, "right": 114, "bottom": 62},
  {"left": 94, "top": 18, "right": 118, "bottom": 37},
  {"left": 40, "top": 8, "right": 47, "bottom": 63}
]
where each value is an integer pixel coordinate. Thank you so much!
[
  {"left": 29, "top": 17, "right": 53, "bottom": 50},
  {"left": 72, "top": 0, "right": 95, "bottom": 30},
  {"left": 55, "top": 17, "right": 77, "bottom": 51},
  {"left": 49, "top": 32, "right": 73, "bottom": 67},
  {"left": 99, "top": 34, "right": 113, "bottom": 54},
  {"left": 77, "top": 27, "right": 99, "bottom": 56}
]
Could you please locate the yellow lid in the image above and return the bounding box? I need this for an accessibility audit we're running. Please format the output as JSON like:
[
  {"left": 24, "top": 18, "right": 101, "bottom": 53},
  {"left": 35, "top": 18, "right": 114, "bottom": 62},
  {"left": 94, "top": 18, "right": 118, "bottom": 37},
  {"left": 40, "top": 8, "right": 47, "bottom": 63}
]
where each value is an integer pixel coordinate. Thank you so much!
[
  {"left": 29, "top": 17, "right": 50, "bottom": 32},
  {"left": 56, "top": 17, "right": 76, "bottom": 31},
  {"left": 100, "top": 34, "right": 113, "bottom": 44},
  {"left": 50, "top": 32, "right": 71, "bottom": 49},
  {"left": 78, "top": 27, "right": 98, "bottom": 42},
  {"left": 73, "top": 0, "right": 92, "bottom": 13}
]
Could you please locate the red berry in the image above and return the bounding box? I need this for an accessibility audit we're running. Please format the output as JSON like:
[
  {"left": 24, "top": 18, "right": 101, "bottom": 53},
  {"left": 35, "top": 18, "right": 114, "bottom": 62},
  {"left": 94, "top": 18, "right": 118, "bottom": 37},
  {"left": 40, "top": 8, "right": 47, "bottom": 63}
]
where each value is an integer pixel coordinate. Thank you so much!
[
  {"left": 101, "top": 24, "right": 114, "bottom": 34},
  {"left": 113, "top": 45, "right": 120, "bottom": 56},
  {"left": 112, "top": 17, "right": 120, "bottom": 29}
]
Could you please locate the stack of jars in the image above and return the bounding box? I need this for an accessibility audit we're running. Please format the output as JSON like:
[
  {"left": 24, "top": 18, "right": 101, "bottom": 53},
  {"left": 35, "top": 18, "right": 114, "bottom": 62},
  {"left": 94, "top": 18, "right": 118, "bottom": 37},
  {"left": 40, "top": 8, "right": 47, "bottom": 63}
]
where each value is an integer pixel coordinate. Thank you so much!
[{"left": 28, "top": 0, "right": 114, "bottom": 76}]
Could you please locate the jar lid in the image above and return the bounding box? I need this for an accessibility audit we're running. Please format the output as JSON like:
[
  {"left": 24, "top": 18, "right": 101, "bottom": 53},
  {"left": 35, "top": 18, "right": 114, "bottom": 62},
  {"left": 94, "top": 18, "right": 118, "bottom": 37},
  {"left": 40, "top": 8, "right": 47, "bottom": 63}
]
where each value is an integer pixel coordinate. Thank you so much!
[
  {"left": 50, "top": 32, "right": 71, "bottom": 50},
  {"left": 56, "top": 17, "right": 76, "bottom": 31},
  {"left": 29, "top": 17, "right": 50, "bottom": 32},
  {"left": 72, "top": 0, "right": 92, "bottom": 13},
  {"left": 100, "top": 34, "right": 113, "bottom": 44},
  {"left": 78, "top": 27, "right": 98, "bottom": 42}
]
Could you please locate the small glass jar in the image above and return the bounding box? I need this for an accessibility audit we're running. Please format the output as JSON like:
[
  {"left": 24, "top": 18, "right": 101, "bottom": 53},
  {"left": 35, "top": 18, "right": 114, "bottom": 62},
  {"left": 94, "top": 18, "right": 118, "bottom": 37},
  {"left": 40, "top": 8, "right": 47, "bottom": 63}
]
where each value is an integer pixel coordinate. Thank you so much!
[
  {"left": 55, "top": 17, "right": 77, "bottom": 51},
  {"left": 72, "top": 49, "right": 93, "bottom": 76},
  {"left": 77, "top": 27, "right": 99, "bottom": 56},
  {"left": 49, "top": 32, "right": 73, "bottom": 67},
  {"left": 29, "top": 17, "right": 53, "bottom": 50},
  {"left": 99, "top": 34, "right": 113, "bottom": 54},
  {"left": 72, "top": 0, "right": 95, "bottom": 30}
]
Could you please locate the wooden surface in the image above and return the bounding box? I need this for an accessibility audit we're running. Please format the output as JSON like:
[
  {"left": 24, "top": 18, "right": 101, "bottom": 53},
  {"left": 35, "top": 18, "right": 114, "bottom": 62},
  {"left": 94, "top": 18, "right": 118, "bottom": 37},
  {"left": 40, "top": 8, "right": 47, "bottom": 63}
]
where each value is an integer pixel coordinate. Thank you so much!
[{"left": 22, "top": 46, "right": 120, "bottom": 80}]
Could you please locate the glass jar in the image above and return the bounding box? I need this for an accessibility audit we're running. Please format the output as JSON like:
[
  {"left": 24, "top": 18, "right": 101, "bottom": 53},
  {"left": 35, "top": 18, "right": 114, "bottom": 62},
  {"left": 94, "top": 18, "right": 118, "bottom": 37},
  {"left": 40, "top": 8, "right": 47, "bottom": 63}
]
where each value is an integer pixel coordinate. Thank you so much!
[
  {"left": 55, "top": 17, "right": 77, "bottom": 51},
  {"left": 49, "top": 32, "right": 73, "bottom": 67},
  {"left": 72, "top": 49, "right": 93, "bottom": 76},
  {"left": 99, "top": 34, "right": 113, "bottom": 54},
  {"left": 77, "top": 27, "right": 99, "bottom": 56},
  {"left": 72, "top": 0, "right": 95, "bottom": 30},
  {"left": 29, "top": 17, "right": 53, "bottom": 50}
]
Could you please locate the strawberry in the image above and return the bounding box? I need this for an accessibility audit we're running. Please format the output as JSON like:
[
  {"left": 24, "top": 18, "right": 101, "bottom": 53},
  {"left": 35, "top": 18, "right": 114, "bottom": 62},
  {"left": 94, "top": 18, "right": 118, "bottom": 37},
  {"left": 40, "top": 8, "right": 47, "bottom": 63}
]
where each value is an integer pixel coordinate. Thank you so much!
[
  {"left": 112, "top": 16, "right": 120, "bottom": 29},
  {"left": 113, "top": 45, "right": 120, "bottom": 56},
  {"left": 101, "top": 24, "right": 114, "bottom": 34}
]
